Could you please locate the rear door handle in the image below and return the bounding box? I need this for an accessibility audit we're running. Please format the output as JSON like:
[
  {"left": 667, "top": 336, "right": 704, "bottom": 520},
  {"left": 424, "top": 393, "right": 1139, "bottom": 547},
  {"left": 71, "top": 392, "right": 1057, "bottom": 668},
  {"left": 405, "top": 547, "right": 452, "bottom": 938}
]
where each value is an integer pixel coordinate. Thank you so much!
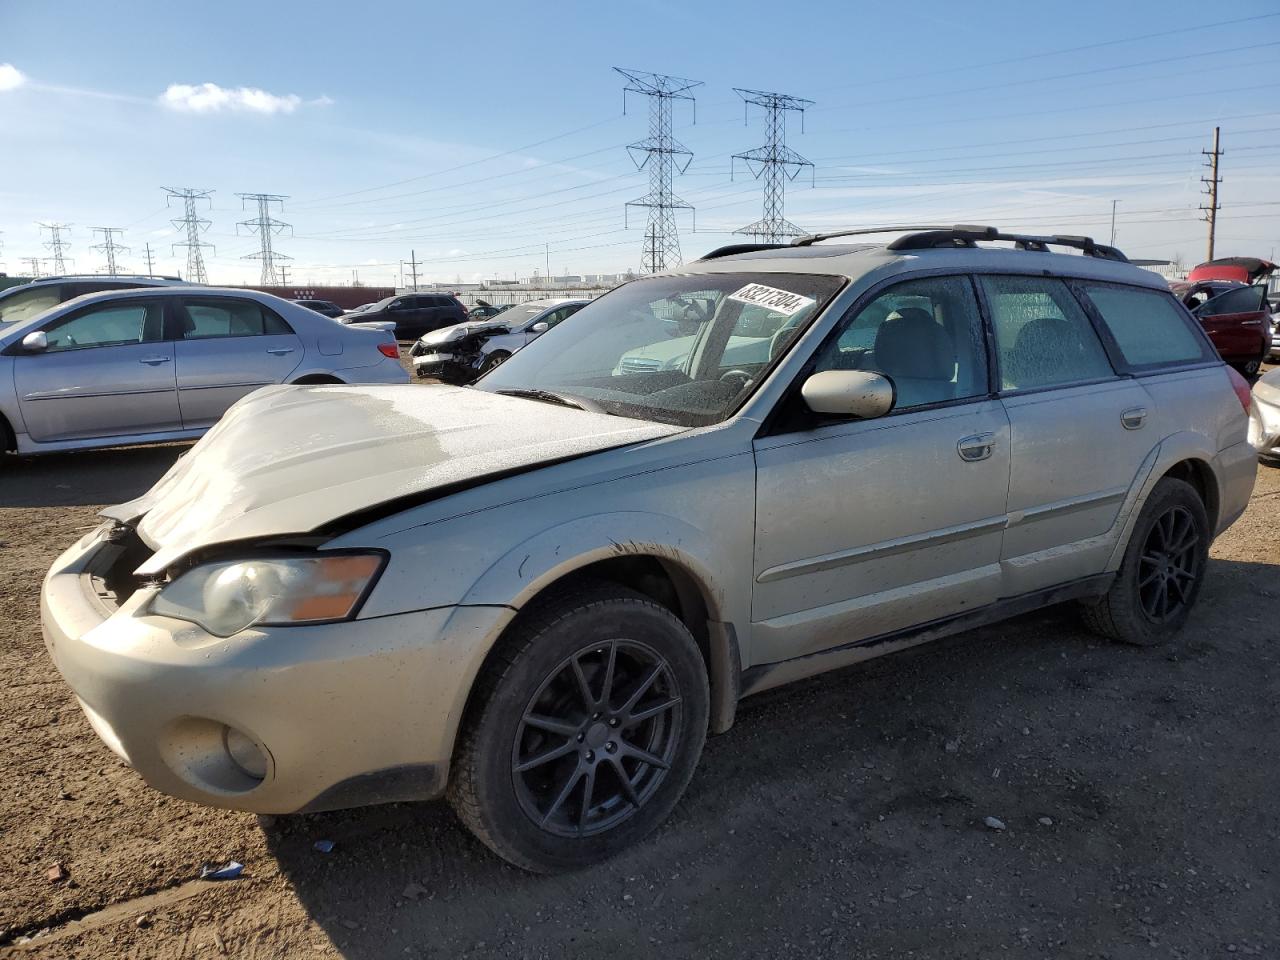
[
  {"left": 1121, "top": 407, "right": 1147, "bottom": 430},
  {"left": 957, "top": 433, "right": 996, "bottom": 462},
  {"left": 266, "top": 347, "right": 295, "bottom": 356},
  {"left": 139, "top": 356, "right": 171, "bottom": 365}
]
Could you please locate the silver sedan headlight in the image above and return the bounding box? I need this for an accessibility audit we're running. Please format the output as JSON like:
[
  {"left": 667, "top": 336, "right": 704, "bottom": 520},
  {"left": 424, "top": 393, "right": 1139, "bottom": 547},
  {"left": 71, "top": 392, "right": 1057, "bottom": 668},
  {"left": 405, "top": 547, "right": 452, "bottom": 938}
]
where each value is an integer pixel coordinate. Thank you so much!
[{"left": 148, "top": 553, "right": 385, "bottom": 637}]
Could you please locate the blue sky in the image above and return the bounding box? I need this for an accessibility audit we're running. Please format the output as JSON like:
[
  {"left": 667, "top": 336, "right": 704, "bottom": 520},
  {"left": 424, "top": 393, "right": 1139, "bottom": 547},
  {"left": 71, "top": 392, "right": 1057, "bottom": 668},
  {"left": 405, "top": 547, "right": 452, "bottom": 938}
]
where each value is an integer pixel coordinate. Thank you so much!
[{"left": 1, "top": 0, "right": 1278, "bottom": 286}]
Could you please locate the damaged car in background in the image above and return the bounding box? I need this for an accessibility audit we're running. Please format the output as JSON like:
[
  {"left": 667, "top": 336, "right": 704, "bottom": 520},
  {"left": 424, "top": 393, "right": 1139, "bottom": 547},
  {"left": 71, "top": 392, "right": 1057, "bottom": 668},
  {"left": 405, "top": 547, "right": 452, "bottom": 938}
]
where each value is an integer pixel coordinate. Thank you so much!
[
  {"left": 41, "top": 225, "right": 1256, "bottom": 874},
  {"left": 409, "top": 298, "right": 587, "bottom": 383}
]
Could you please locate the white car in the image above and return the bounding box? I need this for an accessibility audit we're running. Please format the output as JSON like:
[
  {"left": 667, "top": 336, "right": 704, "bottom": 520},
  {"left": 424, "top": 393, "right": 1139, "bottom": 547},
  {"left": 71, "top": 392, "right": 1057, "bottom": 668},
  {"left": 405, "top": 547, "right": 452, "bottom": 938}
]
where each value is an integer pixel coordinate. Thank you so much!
[{"left": 1249, "top": 367, "right": 1280, "bottom": 459}]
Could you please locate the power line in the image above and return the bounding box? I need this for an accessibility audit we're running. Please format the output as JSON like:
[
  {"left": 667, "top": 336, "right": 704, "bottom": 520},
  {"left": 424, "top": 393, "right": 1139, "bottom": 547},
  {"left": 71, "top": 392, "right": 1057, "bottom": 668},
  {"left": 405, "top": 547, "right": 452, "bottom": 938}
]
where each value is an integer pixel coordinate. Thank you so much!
[
  {"left": 731, "top": 88, "right": 814, "bottom": 242},
  {"left": 90, "top": 227, "right": 129, "bottom": 276},
  {"left": 165, "top": 187, "right": 215, "bottom": 284},
  {"left": 236, "top": 193, "right": 292, "bottom": 285},
  {"left": 38, "top": 222, "right": 72, "bottom": 274},
  {"left": 1201, "top": 126, "right": 1223, "bottom": 261},
  {"left": 615, "top": 67, "right": 703, "bottom": 273}
]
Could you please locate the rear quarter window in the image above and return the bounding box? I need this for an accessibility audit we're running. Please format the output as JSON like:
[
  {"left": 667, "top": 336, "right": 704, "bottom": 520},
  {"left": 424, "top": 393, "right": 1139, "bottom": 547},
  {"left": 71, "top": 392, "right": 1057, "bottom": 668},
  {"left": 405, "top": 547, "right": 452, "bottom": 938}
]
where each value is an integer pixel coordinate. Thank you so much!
[{"left": 1078, "top": 283, "right": 1212, "bottom": 368}]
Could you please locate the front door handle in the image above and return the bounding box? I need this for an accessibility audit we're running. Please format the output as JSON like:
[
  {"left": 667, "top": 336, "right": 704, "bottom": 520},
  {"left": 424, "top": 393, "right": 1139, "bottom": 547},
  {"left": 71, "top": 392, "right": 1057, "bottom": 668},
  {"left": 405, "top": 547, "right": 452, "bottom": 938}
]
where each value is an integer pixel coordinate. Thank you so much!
[
  {"left": 1121, "top": 407, "right": 1147, "bottom": 430},
  {"left": 266, "top": 347, "right": 295, "bottom": 356},
  {"left": 957, "top": 433, "right": 996, "bottom": 462},
  {"left": 139, "top": 356, "right": 171, "bottom": 365}
]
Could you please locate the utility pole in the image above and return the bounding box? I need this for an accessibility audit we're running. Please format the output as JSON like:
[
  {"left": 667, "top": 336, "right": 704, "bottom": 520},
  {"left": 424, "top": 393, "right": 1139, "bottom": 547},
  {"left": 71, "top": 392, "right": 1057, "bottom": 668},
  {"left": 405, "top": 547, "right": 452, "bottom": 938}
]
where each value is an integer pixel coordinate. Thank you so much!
[
  {"left": 278, "top": 264, "right": 290, "bottom": 288},
  {"left": 143, "top": 242, "right": 156, "bottom": 277},
  {"left": 236, "top": 193, "right": 292, "bottom": 285},
  {"left": 1109, "top": 200, "right": 1119, "bottom": 247},
  {"left": 615, "top": 67, "right": 702, "bottom": 273},
  {"left": 1200, "top": 126, "right": 1222, "bottom": 262},
  {"left": 407, "top": 249, "right": 420, "bottom": 291},
  {"left": 38, "top": 222, "right": 73, "bottom": 274},
  {"left": 545, "top": 242, "right": 551, "bottom": 284},
  {"left": 91, "top": 227, "right": 129, "bottom": 276},
  {"left": 164, "top": 187, "right": 215, "bottom": 284},
  {"left": 732, "top": 88, "right": 814, "bottom": 242},
  {"left": 23, "top": 256, "right": 42, "bottom": 278}
]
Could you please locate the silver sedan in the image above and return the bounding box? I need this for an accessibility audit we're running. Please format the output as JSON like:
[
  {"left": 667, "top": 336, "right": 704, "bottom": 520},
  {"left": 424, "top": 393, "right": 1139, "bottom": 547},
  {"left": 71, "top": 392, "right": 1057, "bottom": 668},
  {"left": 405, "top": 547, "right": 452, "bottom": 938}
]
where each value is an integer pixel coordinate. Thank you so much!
[{"left": 0, "top": 287, "right": 408, "bottom": 455}]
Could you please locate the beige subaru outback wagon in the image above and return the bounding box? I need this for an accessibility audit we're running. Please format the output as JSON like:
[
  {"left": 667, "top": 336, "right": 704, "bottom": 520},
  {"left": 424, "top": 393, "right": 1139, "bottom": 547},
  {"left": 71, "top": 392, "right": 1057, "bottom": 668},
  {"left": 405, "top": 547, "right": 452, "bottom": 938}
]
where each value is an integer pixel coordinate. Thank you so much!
[{"left": 42, "top": 226, "right": 1257, "bottom": 872}]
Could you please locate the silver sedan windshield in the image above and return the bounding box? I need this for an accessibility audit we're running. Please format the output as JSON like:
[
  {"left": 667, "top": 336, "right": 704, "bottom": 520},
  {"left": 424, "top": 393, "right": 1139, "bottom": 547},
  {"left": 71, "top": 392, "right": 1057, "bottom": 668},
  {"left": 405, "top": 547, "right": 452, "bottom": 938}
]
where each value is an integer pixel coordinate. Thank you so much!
[{"left": 477, "top": 273, "right": 844, "bottom": 426}]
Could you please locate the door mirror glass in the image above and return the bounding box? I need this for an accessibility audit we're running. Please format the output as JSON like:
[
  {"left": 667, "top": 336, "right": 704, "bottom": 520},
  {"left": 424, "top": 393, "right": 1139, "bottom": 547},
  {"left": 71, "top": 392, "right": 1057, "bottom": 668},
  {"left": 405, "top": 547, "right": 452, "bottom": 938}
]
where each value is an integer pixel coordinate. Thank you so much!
[
  {"left": 21, "top": 330, "right": 48, "bottom": 352},
  {"left": 801, "top": 370, "right": 895, "bottom": 419},
  {"left": 530, "top": 321, "right": 549, "bottom": 334}
]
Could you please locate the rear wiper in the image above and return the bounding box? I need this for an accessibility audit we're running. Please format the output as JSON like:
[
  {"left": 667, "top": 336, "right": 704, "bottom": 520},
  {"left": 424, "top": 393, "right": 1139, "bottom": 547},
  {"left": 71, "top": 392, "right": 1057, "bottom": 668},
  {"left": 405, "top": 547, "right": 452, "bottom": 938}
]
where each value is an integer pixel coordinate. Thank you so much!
[{"left": 495, "top": 388, "right": 600, "bottom": 413}]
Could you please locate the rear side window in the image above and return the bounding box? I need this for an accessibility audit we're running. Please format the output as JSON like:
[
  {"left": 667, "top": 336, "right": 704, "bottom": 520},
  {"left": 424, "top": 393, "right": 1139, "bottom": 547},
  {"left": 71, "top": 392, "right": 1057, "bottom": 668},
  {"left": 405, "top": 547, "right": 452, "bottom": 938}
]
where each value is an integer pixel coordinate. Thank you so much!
[
  {"left": 1078, "top": 284, "right": 1211, "bottom": 368},
  {"left": 979, "top": 275, "right": 1113, "bottom": 391},
  {"left": 0, "top": 285, "right": 63, "bottom": 324},
  {"left": 178, "top": 299, "right": 293, "bottom": 338}
]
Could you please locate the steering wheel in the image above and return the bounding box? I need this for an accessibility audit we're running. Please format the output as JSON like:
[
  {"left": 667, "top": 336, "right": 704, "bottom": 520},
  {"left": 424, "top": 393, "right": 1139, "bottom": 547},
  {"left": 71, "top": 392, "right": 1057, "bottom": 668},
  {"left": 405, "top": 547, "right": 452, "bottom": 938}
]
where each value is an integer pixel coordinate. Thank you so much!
[{"left": 719, "top": 369, "right": 753, "bottom": 389}]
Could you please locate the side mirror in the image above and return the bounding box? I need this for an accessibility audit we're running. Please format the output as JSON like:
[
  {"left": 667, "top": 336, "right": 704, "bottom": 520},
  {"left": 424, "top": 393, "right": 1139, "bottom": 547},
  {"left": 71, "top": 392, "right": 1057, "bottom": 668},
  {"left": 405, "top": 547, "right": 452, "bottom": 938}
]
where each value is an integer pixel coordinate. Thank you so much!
[
  {"left": 801, "top": 370, "right": 895, "bottom": 419},
  {"left": 530, "top": 321, "right": 549, "bottom": 334},
  {"left": 22, "top": 330, "right": 48, "bottom": 353}
]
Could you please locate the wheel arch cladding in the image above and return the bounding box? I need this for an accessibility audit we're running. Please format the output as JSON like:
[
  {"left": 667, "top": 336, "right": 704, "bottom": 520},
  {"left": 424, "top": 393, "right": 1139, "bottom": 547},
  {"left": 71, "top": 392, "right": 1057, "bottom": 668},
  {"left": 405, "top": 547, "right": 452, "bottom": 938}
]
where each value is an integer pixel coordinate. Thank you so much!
[
  {"left": 455, "top": 546, "right": 739, "bottom": 762},
  {"left": 1162, "top": 457, "right": 1220, "bottom": 531}
]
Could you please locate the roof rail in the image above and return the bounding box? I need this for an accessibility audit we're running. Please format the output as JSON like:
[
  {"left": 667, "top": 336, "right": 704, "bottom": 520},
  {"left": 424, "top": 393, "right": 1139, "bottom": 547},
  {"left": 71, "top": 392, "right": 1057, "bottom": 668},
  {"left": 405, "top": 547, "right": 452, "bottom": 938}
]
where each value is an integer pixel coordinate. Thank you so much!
[
  {"left": 886, "top": 226, "right": 1128, "bottom": 262},
  {"left": 699, "top": 242, "right": 787, "bottom": 261},
  {"left": 33, "top": 273, "right": 184, "bottom": 282},
  {"left": 791, "top": 225, "right": 957, "bottom": 247}
]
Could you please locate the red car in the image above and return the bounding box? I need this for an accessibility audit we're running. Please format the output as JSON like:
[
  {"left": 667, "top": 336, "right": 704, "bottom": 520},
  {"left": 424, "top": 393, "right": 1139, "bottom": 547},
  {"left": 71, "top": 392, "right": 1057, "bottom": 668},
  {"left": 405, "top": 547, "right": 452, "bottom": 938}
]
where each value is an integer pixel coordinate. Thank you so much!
[{"left": 1171, "top": 257, "right": 1275, "bottom": 377}]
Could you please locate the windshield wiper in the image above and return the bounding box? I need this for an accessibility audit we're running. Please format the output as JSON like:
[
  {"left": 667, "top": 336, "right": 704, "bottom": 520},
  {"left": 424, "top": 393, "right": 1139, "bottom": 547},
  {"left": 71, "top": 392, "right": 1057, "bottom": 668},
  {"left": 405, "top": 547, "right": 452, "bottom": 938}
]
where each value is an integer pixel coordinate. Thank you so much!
[{"left": 495, "top": 388, "right": 601, "bottom": 413}]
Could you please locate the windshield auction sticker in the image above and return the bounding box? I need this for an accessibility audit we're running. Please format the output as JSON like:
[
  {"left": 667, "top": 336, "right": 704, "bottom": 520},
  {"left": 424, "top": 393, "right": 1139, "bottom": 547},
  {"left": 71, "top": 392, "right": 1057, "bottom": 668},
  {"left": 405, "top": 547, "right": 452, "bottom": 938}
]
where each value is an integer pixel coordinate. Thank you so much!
[{"left": 726, "top": 283, "right": 816, "bottom": 317}]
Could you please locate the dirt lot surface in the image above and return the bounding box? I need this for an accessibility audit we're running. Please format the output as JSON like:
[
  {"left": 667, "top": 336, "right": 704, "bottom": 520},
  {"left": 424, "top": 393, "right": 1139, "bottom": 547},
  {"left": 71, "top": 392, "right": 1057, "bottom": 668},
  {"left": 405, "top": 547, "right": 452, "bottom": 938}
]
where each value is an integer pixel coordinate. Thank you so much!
[{"left": 1, "top": 408, "right": 1278, "bottom": 958}]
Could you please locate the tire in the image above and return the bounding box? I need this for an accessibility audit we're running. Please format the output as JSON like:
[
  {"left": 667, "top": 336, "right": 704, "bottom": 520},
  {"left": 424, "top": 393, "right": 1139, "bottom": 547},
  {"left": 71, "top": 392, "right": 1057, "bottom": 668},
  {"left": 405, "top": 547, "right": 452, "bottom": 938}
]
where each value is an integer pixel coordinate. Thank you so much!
[
  {"left": 1233, "top": 359, "right": 1262, "bottom": 379},
  {"left": 477, "top": 351, "right": 509, "bottom": 377},
  {"left": 448, "top": 582, "right": 709, "bottom": 873},
  {"left": 1080, "top": 477, "right": 1210, "bottom": 646}
]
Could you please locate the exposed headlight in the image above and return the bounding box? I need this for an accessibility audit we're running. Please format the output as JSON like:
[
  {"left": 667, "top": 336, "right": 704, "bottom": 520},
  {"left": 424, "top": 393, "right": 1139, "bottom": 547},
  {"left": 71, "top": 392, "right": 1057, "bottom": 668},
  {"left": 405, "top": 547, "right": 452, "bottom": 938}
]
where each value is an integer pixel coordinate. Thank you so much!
[{"left": 148, "top": 553, "right": 385, "bottom": 637}]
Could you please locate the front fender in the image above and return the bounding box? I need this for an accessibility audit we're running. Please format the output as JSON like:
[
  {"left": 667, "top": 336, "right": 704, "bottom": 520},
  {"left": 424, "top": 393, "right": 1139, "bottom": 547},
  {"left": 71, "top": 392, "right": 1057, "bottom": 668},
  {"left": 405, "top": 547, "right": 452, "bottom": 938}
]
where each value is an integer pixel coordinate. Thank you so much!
[{"left": 458, "top": 511, "right": 736, "bottom": 625}]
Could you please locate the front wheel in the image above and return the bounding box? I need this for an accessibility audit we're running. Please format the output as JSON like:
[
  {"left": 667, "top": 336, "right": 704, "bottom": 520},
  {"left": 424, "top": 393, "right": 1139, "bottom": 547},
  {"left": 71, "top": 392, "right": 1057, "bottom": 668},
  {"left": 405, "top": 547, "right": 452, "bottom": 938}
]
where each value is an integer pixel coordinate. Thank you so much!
[
  {"left": 448, "top": 583, "right": 709, "bottom": 873},
  {"left": 1080, "top": 477, "right": 1210, "bottom": 646},
  {"left": 476, "top": 351, "right": 510, "bottom": 379}
]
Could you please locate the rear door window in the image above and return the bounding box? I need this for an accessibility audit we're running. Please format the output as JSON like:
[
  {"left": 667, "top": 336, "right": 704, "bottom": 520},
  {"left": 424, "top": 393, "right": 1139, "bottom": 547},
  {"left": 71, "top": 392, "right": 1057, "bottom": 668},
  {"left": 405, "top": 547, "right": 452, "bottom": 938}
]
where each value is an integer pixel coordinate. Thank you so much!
[
  {"left": 979, "top": 275, "right": 1114, "bottom": 390},
  {"left": 177, "top": 298, "right": 293, "bottom": 338},
  {"left": 1077, "top": 283, "right": 1212, "bottom": 368}
]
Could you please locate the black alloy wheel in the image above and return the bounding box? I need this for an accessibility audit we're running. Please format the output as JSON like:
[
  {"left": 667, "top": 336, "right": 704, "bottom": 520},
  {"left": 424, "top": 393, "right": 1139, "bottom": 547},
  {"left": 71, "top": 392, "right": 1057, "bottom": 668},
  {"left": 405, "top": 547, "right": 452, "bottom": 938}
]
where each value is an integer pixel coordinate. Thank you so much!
[
  {"left": 1081, "top": 476, "right": 1210, "bottom": 645},
  {"left": 448, "top": 582, "right": 709, "bottom": 873},
  {"left": 1136, "top": 505, "right": 1202, "bottom": 623}
]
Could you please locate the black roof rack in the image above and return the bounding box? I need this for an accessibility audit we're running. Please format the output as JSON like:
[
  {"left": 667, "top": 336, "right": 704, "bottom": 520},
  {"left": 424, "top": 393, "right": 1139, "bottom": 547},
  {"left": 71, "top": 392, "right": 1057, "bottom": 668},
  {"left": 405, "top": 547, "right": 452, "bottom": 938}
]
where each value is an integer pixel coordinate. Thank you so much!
[
  {"left": 886, "top": 225, "right": 1128, "bottom": 262},
  {"left": 31, "top": 273, "right": 184, "bottom": 282},
  {"left": 792, "top": 225, "right": 957, "bottom": 247},
  {"left": 699, "top": 243, "right": 787, "bottom": 261}
]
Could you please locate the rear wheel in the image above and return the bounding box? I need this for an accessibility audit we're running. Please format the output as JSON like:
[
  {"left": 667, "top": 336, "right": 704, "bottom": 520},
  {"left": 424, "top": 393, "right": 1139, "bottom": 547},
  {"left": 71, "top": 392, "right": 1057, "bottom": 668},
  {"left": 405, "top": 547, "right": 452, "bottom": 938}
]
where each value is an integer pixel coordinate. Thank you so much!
[
  {"left": 448, "top": 583, "right": 709, "bottom": 873},
  {"left": 1080, "top": 477, "right": 1209, "bottom": 646},
  {"left": 1233, "top": 359, "right": 1262, "bottom": 379}
]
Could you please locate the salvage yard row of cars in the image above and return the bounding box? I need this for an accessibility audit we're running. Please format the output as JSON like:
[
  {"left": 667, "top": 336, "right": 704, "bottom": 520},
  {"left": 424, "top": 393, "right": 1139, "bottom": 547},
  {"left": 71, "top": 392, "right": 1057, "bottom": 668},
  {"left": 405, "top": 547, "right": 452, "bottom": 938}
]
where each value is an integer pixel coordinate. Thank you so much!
[{"left": 21, "top": 224, "right": 1266, "bottom": 875}]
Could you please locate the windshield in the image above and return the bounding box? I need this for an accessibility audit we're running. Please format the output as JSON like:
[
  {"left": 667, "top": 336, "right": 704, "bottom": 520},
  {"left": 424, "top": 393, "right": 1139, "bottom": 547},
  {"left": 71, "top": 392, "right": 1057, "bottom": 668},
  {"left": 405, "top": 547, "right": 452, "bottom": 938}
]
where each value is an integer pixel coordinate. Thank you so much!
[
  {"left": 500, "top": 303, "right": 552, "bottom": 327},
  {"left": 477, "top": 273, "right": 844, "bottom": 426},
  {"left": 0, "top": 285, "right": 61, "bottom": 324}
]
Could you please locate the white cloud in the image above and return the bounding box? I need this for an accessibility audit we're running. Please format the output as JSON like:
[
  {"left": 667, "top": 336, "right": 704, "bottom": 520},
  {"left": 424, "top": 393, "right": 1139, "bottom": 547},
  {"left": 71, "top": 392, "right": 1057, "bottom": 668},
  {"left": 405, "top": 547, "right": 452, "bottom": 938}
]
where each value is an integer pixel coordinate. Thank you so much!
[
  {"left": 160, "top": 82, "right": 301, "bottom": 115},
  {"left": 0, "top": 63, "right": 27, "bottom": 92}
]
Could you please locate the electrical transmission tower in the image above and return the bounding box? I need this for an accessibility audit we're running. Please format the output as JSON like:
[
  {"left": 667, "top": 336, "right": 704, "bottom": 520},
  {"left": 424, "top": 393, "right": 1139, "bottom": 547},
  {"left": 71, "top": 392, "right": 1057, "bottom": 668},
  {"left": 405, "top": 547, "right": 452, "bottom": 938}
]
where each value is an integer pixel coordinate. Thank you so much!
[
  {"left": 165, "top": 187, "right": 215, "bottom": 283},
  {"left": 39, "top": 222, "right": 73, "bottom": 274},
  {"left": 614, "top": 67, "right": 702, "bottom": 273},
  {"left": 237, "top": 193, "right": 292, "bottom": 285},
  {"left": 731, "top": 88, "right": 814, "bottom": 242},
  {"left": 91, "top": 227, "right": 130, "bottom": 276},
  {"left": 24, "top": 257, "right": 42, "bottom": 278},
  {"left": 1200, "top": 126, "right": 1223, "bottom": 262}
]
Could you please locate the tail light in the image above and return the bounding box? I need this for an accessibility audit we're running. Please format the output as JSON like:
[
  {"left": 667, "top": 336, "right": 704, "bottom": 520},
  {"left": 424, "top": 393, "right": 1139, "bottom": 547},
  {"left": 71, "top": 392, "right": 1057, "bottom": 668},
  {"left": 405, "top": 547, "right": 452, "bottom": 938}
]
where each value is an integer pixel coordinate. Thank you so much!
[
  {"left": 378, "top": 342, "right": 399, "bottom": 359},
  {"left": 1225, "top": 365, "right": 1253, "bottom": 415}
]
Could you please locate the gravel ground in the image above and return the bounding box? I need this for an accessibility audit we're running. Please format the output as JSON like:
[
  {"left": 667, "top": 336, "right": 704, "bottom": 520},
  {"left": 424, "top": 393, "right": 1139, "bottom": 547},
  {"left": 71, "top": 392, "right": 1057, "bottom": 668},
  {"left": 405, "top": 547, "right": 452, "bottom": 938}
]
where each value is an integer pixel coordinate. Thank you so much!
[{"left": 1, "top": 385, "right": 1277, "bottom": 959}]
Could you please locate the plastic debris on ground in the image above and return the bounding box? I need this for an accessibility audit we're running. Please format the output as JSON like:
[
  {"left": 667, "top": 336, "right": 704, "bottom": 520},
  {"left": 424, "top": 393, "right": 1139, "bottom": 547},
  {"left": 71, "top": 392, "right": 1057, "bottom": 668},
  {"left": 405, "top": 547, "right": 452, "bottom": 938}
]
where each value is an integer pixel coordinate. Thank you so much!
[
  {"left": 313, "top": 839, "right": 335, "bottom": 853},
  {"left": 200, "top": 860, "right": 244, "bottom": 880}
]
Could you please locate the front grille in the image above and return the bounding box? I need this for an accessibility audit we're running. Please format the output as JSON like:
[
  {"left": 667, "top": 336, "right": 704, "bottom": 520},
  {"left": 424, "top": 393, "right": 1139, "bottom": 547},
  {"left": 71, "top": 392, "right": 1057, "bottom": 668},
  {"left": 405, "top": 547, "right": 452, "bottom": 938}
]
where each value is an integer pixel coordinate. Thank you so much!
[{"left": 619, "top": 356, "right": 660, "bottom": 374}]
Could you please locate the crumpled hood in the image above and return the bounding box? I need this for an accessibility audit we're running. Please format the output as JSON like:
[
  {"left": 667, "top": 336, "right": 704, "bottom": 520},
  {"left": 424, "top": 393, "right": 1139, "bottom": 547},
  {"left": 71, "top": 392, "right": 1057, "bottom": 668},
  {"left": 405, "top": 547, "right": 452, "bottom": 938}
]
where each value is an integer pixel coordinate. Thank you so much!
[
  {"left": 106, "top": 384, "right": 681, "bottom": 573},
  {"left": 419, "top": 319, "right": 508, "bottom": 345}
]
